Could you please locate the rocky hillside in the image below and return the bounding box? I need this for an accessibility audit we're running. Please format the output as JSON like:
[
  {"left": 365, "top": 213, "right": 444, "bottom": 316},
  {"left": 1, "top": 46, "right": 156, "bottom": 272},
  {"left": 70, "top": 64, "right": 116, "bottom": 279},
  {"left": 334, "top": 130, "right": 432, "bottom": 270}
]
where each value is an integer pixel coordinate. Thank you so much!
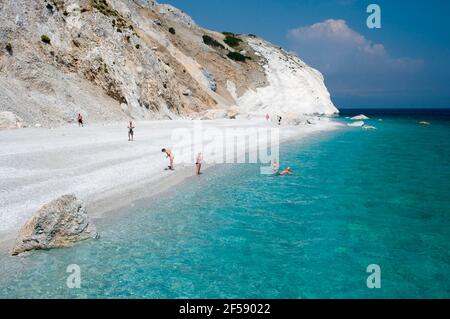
[{"left": 0, "top": 0, "right": 338, "bottom": 128}]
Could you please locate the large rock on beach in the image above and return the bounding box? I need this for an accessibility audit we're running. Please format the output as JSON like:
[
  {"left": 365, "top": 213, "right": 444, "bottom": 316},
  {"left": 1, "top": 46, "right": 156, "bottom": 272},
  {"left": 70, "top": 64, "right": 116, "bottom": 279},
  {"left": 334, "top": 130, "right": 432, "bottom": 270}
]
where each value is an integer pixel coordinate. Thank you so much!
[
  {"left": 351, "top": 114, "right": 370, "bottom": 120},
  {"left": 11, "top": 194, "right": 98, "bottom": 256}
]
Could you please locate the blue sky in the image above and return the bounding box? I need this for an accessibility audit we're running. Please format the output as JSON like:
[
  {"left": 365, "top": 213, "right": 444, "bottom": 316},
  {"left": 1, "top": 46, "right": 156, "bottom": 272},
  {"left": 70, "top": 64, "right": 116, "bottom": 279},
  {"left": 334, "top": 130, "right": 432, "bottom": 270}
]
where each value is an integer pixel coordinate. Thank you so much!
[{"left": 162, "top": 0, "right": 450, "bottom": 108}]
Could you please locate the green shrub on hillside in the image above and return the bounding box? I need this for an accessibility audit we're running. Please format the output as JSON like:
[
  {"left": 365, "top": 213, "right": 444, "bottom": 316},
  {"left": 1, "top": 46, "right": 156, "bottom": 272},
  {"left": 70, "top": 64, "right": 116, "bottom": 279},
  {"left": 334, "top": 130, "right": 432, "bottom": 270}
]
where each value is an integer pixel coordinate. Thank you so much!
[
  {"left": 227, "top": 51, "right": 250, "bottom": 62},
  {"left": 5, "top": 43, "right": 12, "bottom": 52},
  {"left": 91, "top": 0, "right": 130, "bottom": 31},
  {"left": 202, "top": 35, "right": 225, "bottom": 49},
  {"left": 224, "top": 35, "right": 242, "bottom": 48},
  {"left": 169, "top": 27, "right": 176, "bottom": 35},
  {"left": 41, "top": 35, "right": 51, "bottom": 44},
  {"left": 91, "top": 0, "right": 118, "bottom": 17},
  {"left": 50, "top": 0, "right": 65, "bottom": 11},
  {"left": 222, "top": 32, "right": 236, "bottom": 37}
]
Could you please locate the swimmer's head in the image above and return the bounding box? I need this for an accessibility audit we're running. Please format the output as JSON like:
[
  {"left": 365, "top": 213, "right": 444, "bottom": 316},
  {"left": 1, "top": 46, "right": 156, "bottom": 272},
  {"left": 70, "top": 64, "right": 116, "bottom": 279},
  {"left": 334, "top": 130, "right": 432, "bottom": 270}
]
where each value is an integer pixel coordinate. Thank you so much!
[{"left": 161, "top": 148, "right": 166, "bottom": 153}]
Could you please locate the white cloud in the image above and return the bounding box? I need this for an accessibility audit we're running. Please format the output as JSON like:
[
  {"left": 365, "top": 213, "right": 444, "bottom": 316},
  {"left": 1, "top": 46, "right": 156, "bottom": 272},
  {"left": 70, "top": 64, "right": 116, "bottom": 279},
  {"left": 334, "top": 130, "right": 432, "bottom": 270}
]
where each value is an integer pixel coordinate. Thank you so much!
[
  {"left": 288, "top": 19, "right": 422, "bottom": 68},
  {"left": 286, "top": 19, "right": 424, "bottom": 98}
]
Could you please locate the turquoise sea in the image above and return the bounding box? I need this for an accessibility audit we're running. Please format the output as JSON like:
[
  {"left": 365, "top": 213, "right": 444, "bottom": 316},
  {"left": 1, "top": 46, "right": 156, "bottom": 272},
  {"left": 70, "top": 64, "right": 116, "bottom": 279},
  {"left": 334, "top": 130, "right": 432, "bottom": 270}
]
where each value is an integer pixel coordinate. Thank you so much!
[{"left": 0, "top": 109, "right": 449, "bottom": 298}]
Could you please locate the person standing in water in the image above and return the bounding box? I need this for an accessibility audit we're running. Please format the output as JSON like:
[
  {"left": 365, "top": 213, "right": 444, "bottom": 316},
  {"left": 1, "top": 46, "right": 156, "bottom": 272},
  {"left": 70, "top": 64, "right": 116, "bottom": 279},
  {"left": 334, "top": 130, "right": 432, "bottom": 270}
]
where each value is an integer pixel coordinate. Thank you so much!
[
  {"left": 161, "top": 148, "right": 174, "bottom": 170},
  {"left": 266, "top": 113, "right": 270, "bottom": 121},
  {"left": 128, "top": 121, "right": 135, "bottom": 141},
  {"left": 196, "top": 152, "right": 203, "bottom": 175},
  {"left": 272, "top": 160, "right": 280, "bottom": 175},
  {"left": 77, "top": 113, "right": 84, "bottom": 127}
]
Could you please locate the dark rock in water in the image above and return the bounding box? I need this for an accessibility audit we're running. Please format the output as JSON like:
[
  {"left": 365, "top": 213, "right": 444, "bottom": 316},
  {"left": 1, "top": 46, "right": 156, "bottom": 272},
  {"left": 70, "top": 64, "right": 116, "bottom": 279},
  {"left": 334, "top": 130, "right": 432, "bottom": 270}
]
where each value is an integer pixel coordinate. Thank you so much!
[{"left": 11, "top": 194, "right": 98, "bottom": 256}]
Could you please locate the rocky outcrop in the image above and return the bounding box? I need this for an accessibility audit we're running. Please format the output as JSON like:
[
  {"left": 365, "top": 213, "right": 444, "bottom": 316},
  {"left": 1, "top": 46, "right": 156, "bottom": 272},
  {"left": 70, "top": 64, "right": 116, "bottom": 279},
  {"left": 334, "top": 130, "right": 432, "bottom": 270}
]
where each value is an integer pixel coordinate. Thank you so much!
[
  {"left": 236, "top": 38, "right": 338, "bottom": 117},
  {"left": 11, "top": 194, "right": 98, "bottom": 256},
  {"left": 0, "top": 111, "right": 25, "bottom": 129}
]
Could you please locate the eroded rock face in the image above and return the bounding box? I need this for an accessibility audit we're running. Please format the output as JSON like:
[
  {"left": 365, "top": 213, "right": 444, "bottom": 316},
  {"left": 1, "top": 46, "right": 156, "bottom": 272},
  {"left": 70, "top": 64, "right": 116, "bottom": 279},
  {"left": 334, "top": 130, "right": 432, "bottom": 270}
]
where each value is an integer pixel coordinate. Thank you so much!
[
  {"left": 0, "top": 111, "right": 24, "bottom": 129},
  {"left": 11, "top": 194, "right": 98, "bottom": 256},
  {"left": 0, "top": 0, "right": 337, "bottom": 127}
]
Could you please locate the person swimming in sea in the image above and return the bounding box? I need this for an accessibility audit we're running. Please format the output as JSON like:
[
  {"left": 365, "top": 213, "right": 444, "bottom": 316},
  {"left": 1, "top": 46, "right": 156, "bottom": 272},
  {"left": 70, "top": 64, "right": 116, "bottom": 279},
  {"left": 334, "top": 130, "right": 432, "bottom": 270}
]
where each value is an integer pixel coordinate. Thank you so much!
[
  {"left": 162, "top": 148, "right": 174, "bottom": 170},
  {"left": 272, "top": 161, "right": 293, "bottom": 176},
  {"left": 280, "top": 167, "right": 293, "bottom": 175},
  {"left": 128, "top": 121, "right": 135, "bottom": 141}
]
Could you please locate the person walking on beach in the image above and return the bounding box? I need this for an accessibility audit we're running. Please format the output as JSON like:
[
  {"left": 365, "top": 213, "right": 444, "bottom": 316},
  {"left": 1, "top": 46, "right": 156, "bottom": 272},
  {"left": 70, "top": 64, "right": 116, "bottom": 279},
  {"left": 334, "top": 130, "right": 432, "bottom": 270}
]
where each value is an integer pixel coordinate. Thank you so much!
[
  {"left": 162, "top": 148, "right": 174, "bottom": 170},
  {"left": 128, "top": 121, "right": 135, "bottom": 141},
  {"left": 196, "top": 152, "right": 203, "bottom": 175},
  {"left": 77, "top": 113, "right": 84, "bottom": 127}
]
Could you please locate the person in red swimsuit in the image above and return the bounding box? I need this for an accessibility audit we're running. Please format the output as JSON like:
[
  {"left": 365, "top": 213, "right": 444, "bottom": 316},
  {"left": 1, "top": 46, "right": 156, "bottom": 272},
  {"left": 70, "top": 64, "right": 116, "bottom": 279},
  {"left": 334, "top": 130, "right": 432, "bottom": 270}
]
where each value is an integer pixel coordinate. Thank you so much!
[{"left": 280, "top": 167, "right": 293, "bottom": 175}]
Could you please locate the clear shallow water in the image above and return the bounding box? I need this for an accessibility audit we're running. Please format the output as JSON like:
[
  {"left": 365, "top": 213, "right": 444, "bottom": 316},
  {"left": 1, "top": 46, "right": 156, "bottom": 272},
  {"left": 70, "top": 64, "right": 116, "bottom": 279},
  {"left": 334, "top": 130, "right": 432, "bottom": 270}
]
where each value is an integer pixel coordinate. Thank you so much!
[{"left": 1, "top": 109, "right": 449, "bottom": 298}]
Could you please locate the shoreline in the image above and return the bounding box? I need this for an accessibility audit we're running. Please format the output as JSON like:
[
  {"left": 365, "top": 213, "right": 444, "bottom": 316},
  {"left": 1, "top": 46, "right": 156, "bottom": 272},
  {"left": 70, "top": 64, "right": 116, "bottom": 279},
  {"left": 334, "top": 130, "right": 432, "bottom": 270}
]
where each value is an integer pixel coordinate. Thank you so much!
[{"left": 0, "top": 117, "right": 343, "bottom": 254}]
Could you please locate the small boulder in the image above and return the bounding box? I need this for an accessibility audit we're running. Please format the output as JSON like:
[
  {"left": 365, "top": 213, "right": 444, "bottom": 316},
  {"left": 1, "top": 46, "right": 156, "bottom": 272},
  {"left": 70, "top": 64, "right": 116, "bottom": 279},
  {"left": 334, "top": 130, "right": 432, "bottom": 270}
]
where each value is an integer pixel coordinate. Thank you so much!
[
  {"left": 347, "top": 121, "right": 364, "bottom": 127},
  {"left": 362, "top": 125, "right": 377, "bottom": 130},
  {"left": 226, "top": 108, "right": 239, "bottom": 119},
  {"left": 419, "top": 121, "right": 431, "bottom": 125},
  {"left": 182, "top": 89, "right": 192, "bottom": 96},
  {"left": 351, "top": 114, "right": 370, "bottom": 120},
  {"left": 201, "top": 109, "right": 227, "bottom": 120},
  {"left": 11, "top": 194, "right": 98, "bottom": 256}
]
